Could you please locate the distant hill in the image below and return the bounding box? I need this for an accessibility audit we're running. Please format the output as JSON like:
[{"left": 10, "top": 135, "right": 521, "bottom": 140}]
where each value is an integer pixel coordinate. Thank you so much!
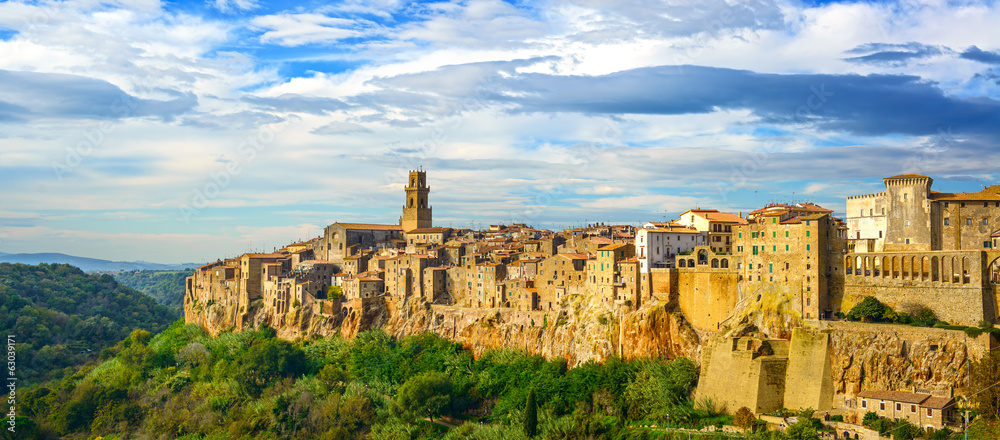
[
  {"left": 0, "top": 252, "right": 201, "bottom": 272},
  {"left": 113, "top": 270, "right": 191, "bottom": 315},
  {"left": 0, "top": 263, "right": 178, "bottom": 385}
]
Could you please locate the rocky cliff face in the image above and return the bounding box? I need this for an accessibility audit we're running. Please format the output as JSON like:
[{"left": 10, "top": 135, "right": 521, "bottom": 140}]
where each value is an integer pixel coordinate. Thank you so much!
[
  {"left": 185, "top": 293, "right": 703, "bottom": 366},
  {"left": 822, "top": 322, "right": 985, "bottom": 397}
]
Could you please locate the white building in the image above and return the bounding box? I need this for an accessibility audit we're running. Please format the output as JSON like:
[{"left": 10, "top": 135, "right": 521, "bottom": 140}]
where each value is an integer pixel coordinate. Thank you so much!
[{"left": 635, "top": 222, "right": 706, "bottom": 273}]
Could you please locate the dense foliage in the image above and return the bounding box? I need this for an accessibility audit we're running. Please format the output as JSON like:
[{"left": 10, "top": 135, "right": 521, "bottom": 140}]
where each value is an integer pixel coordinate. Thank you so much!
[
  {"left": 23, "top": 319, "right": 756, "bottom": 439},
  {"left": 112, "top": 269, "right": 192, "bottom": 314},
  {"left": 0, "top": 263, "right": 177, "bottom": 385}
]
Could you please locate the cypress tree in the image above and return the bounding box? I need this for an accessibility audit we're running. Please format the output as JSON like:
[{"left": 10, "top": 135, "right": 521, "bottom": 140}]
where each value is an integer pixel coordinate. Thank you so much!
[{"left": 524, "top": 389, "right": 538, "bottom": 438}]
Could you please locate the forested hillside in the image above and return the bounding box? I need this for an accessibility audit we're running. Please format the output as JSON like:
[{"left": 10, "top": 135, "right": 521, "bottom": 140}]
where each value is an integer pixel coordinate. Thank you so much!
[
  {"left": 21, "top": 324, "right": 727, "bottom": 440},
  {"left": 0, "top": 263, "right": 178, "bottom": 385},
  {"left": 113, "top": 269, "right": 192, "bottom": 315}
]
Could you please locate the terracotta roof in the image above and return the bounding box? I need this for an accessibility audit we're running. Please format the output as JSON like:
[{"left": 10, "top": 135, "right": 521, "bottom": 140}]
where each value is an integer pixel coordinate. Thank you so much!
[
  {"left": 857, "top": 390, "right": 929, "bottom": 404},
  {"left": 885, "top": 174, "right": 931, "bottom": 180},
  {"left": 587, "top": 237, "right": 615, "bottom": 245},
  {"left": 301, "top": 259, "right": 334, "bottom": 264},
  {"left": 558, "top": 253, "right": 591, "bottom": 260},
  {"left": 598, "top": 243, "right": 628, "bottom": 251},
  {"left": 922, "top": 396, "right": 954, "bottom": 409},
  {"left": 357, "top": 276, "right": 383, "bottom": 282},
  {"left": 703, "top": 211, "right": 749, "bottom": 224},
  {"left": 334, "top": 222, "right": 403, "bottom": 231},
  {"left": 245, "top": 253, "right": 285, "bottom": 259},
  {"left": 406, "top": 227, "right": 449, "bottom": 234},
  {"left": 930, "top": 185, "right": 1000, "bottom": 201}
]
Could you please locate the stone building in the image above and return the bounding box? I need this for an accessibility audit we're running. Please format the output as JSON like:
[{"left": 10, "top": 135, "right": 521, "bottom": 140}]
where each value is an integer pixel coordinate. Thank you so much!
[
  {"left": 535, "top": 253, "right": 589, "bottom": 311},
  {"left": 846, "top": 174, "right": 1000, "bottom": 252},
  {"left": 733, "top": 212, "right": 848, "bottom": 321},
  {"left": 635, "top": 222, "right": 705, "bottom": 272},
  {"left": 400, "top": 170, "right": 432, "bottom": 232},
  {"left": 856, "top": 390, "right": 956, "bottom": 430},
  {"left": 675, "top": 209, "right": 748, "bottom": 253}
]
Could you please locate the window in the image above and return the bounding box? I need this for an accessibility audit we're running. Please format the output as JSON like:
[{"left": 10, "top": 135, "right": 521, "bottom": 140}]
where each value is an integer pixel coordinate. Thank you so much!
[
  {"left": 985, "top": 218, "right": 990, "bottom": 226},
  {"left": 911, "top": 404, "right": 916, "bottom": 413},
  {"left": 927, "top": 408, "right": 933, "bottom": 417},
  {"left": 806, "top": 298, "right": 810, "bottom": 306},
  {"left": 769, "top": 264, "right": 773, "bottom": 273},
  {"left": 906, "top": 220, "right": 910, "bottom": 226},
  {"left": 862, "top": 400, "right": 867, "bottom": 409},
  {"left": 880, "top": 402, "right": 886, "bottom": 411},
  {"left": 806, "top": 244, "right": 811, "bottom": 251},
  {"left": 785, "top": 262, "right": 790, "bottom": 270},
  {"left": 906, "top": 239, "right": 910, "bottom": 244},
  {"left": 739, "top": 232, "right": 742, "bottom": 238},
  {"left": 786, "top": 245, "right": 789, "bottom": 251},
  {"left": 879, "top": 231, "right": 883, "bottom": 238},
  {"left": 904, "top": 193, "right": 908, "bottom": 200},
  {"left": 785, "top": 231, "right": 789, "bottom": 237},
  {"left": 806, "top": 230, "right": 811, "bottom": 237},
  {"left": 870, "top": 209, "right": 873, "bottom": 216},
  {"left": 896, "top": 403, "right": 902, "bottom": 411},
  {"left": 968, "top": 218, "right": 973, "bottom": 226},
  {"left": 773, "top": 246, "right": 776, "bottom": 252},
  {"left": 773, "top": 231, "right": 776, "bottom": 238},
  {"left": 944, "top": 218, "right": 950, "bottom": 226}
]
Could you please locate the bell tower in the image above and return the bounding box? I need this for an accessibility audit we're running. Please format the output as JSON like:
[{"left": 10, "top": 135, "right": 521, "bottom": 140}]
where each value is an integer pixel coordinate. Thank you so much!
[{"left": 400, "top": 170, "right": 432, "bottom": 232}]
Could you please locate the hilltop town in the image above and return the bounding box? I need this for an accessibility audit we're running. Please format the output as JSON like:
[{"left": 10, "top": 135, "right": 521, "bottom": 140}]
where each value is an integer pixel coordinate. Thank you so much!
[{"left": 185, "top": 171, "right": 1000, "bottom": 431}]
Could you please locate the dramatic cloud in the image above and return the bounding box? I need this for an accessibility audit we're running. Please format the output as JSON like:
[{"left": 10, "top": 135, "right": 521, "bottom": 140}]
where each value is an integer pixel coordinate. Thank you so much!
[
  {"left": 373, "top": 64, "right": 1000, "bottom": 138},
  {"left": 843, "top": 42, "right": 948, "bottom": 66},
  {"left": 960, "top": 46, "right": 1000, "bottom": 65},
  {"left": 0, "top": 70, "right": 197, "bottom": 122}
]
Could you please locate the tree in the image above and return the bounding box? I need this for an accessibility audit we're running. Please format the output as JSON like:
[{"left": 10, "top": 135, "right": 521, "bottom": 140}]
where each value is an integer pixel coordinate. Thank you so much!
[
  {"left": 396, "top": 371, "right": 453, "bottom": 421},
  {"left": 862, "top": 411, "right": 879, "bottom": 426},
  {"left": 892, "top": 419, "right": 915, "bottom": 440},
  {"left": 785, "top": 417, "right": 819, "bottom": 440},
  {"left": 524, "top": 389, "right": 538, "bottom": 438},
  {"left": 846, "top": 296, "right": 888, "bottom": 322},
  {"left": 971, "top": 350, "right": 1000, "bottom": 420},
  {"left": 734, "top": 406, "right": 755, "bottom": 432}
]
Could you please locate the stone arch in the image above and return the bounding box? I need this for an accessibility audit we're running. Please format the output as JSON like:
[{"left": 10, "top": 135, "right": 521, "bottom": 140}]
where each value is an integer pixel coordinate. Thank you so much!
[
  {"left": 921, "top": 256, "right": 930, "bottom": 281},
  {"left": 688, "top": 258, "right": 695, "bottom": 267},
  {"left": 711, "top": 258, "right": 719, "bottom": 268},
  {"left": 420, "top": 199, "right": 426, "bottom": 208},
  {"left": 721, "top": 259, "right": 730, "bottom": 269},
  {"left": 891, "top": 256, "right": 899, "bottom": 279},
  {"left": 989, "top": 256, "right": 1000, "bottom": 284},
  {"left": 950, "top": 256, "right": 958, "bottom": 283},
  {"left": 409, "top": 197, "right": 414, "bottom": 207},
  {"left": 679, "top": 259, "right": 686, "bottom": 268},
  {"left": 881, "top": 256, "right": 889, "bottom": 277},
  {"left": 698, "top": 249, "right": 708, "bottom": 265},
  {"left": 845, "top": 256, "right": 853, "bottom": 274},
  {"left": 963, "top": 256, "right": 972, "bottom": 284},
  {"left": 931, "top": 255, "right": 939, "bottom": 281}
]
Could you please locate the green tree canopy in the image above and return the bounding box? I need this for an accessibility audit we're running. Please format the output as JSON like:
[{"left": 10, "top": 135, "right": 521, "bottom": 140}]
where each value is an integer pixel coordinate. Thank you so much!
[
  {"left": 395, "top": 371, "right": 454, "bottom": 421},
  {"left": 846, "top": 296, "right": 889, "bottom": 322}
]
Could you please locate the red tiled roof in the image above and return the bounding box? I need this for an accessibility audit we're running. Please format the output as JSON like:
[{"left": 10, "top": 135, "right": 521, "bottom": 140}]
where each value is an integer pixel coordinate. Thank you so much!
[
  {"left": 930, "top": 185, "right": 1000, "bottom": 201},
  {"left": 922, "top": 396, "right": 954, "bottom": 409},
  {"left": 406, "top": 227, "right": 449, "bottom": 234},
  {"left": 559, "top": 253, "right": 591, "bottom": 260},
  {"left": 857, "top": 390, "right": 929, "bottom": 404}
]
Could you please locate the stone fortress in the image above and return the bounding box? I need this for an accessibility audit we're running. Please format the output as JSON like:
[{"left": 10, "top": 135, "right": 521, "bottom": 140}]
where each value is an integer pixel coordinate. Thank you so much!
[{"left": 185, "top": 172, "right": 1000, "bottom": 430}]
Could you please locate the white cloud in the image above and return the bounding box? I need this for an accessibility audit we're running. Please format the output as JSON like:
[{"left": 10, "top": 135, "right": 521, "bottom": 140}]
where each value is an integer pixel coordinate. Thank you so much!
[
  {"left": 212, "top": 0, "right": 259, "bottom": 13},
  {"left": 252, "top": 13, "right": 366, "bottom": 46}
]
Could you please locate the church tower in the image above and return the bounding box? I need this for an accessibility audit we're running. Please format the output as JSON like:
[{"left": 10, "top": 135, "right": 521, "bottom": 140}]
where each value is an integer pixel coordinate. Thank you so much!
[{"left": 400, "top": 170, "right": 432, "bottom": 232}]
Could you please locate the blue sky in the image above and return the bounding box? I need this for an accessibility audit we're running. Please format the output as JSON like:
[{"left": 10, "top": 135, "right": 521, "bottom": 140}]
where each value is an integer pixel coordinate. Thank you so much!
[{"left": 1, "top": 0, "right": 999, "bottom": 263}]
